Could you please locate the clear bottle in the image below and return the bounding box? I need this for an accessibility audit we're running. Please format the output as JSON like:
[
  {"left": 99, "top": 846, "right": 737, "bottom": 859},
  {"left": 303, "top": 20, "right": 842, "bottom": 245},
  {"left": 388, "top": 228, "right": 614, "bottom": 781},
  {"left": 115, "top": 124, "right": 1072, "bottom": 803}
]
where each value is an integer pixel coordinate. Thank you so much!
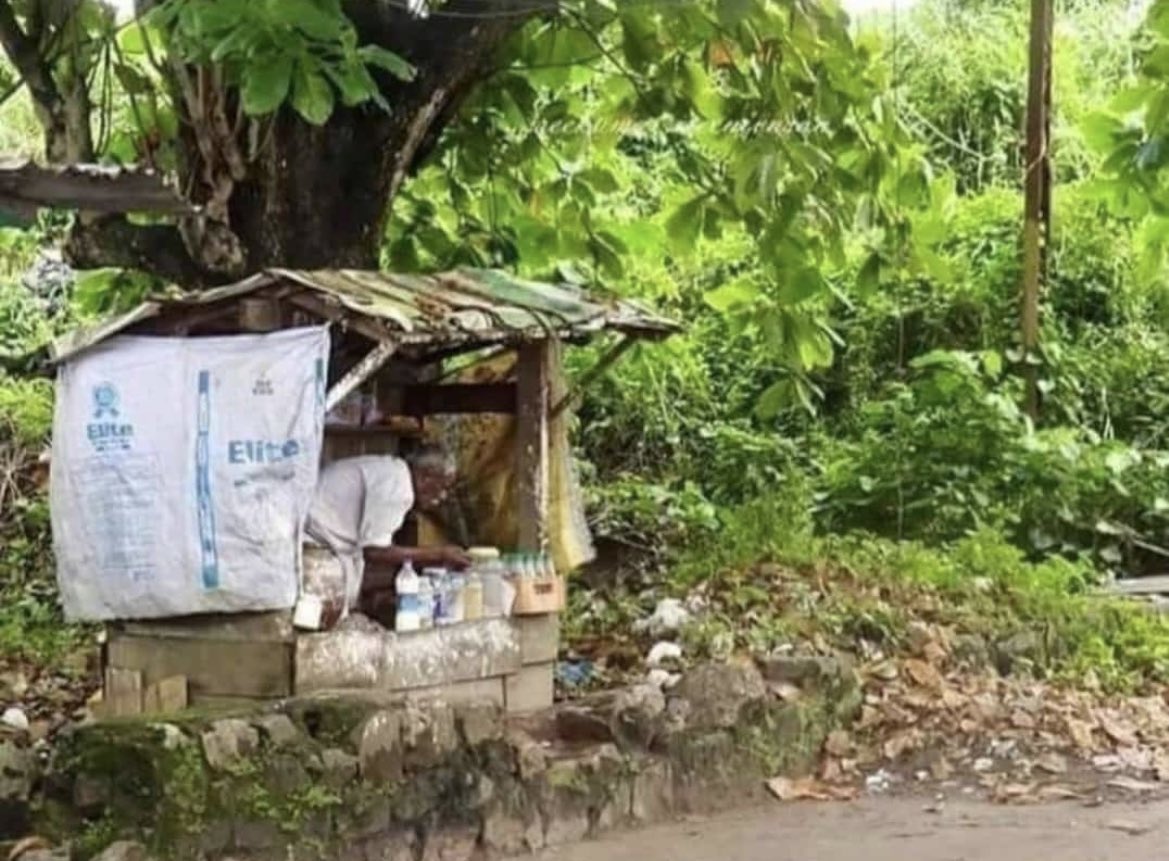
[
  {"left": 479, "top": 549, "right": 505, "bottom": 618},
  {"left": 463, "top": 571, "right": 484, "bottom": 621},
  {"left": 417, "top": 574, "right": 434, "bottom": 630},
  {"left": 394, "top": 561, "right": 421, "bottom": 633},
  {"left": 448, "top": 573, "right": 466, "bottom": 623},
  {"left": 424, "top": 567, "right": 448, "bottom": 625}
]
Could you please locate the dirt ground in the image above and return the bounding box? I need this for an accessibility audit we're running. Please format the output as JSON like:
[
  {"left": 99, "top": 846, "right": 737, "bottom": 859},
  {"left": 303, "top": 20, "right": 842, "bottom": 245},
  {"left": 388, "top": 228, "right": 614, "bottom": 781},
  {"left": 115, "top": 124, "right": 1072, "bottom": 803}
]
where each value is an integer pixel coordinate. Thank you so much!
[{"left": 537, "top": 795, "right": 1169, "bottom": 861}]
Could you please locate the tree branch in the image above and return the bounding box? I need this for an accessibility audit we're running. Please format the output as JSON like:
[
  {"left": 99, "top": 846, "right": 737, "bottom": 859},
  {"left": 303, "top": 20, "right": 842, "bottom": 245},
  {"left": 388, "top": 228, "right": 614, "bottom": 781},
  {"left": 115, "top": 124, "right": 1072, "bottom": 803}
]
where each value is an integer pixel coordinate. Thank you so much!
[
  {"left": 0, "top": 1, "right": 62, "bottom": 117},
  {"left": 64, "top": 216, "right": 211, "bottom": 287}
]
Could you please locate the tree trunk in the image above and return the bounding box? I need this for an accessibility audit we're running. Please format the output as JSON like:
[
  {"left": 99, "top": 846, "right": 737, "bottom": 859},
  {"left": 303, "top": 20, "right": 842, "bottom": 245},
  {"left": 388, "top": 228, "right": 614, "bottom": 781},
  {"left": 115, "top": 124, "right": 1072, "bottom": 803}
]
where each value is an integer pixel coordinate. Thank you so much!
[{"left": 65, "top": 0, "right": 536, "bottom": 286}]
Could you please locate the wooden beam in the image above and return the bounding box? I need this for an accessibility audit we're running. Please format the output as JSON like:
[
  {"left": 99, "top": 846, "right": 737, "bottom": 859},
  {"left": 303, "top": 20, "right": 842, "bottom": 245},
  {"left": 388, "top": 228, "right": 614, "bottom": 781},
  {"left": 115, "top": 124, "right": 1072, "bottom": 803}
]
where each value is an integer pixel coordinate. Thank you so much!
[
  {"left": 515, "top": 341, "right": 551, "bottom": 553},
  {"left": 401, "top": 383, "right": 516, "bottom": 415},
  {"left": 1021, "top": 0, "right": 1053, "bottom": 420},
  {"left": 551, "top": 335, "right": 636, "bottom": 419},
  {"left": 326, "top": 341, "right": 397, "bottom": 413},
  {"left": 286, "top": 292, "right": 394, "bottom": 345},
  {"left": 238, "top": 297, "right": 284, "bottom": 332}
]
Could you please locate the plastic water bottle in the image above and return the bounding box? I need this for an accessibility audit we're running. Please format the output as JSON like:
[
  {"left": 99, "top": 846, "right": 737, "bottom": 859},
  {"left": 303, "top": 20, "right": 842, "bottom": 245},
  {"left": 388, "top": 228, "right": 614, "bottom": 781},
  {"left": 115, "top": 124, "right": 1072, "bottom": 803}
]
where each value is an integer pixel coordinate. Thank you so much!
[
  {"left": 463, "top": 571, "right": 484, "bottom": 621},
  {"left": 425, "top": 567, "right": 449, "bottom": 625},
  {"left": 395, "top": 561, "right": 421, "bottom": 632},
  {"left": 449, "top": 573, "right": 466, "bottom": 623},
  {"left": 417, "top": 574, "right": 434, "bottom": 630}
]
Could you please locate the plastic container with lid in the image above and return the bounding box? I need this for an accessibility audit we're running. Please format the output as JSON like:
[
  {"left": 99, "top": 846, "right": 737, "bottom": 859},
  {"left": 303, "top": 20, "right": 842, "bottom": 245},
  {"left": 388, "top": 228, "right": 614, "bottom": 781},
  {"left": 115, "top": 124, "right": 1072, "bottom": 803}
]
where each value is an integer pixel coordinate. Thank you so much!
[
  {"left": 463, "top": 573, "right": 483, "bottom": 621},
  {"left": 469, "top": 547, "right": 504, "bottom": 618}
]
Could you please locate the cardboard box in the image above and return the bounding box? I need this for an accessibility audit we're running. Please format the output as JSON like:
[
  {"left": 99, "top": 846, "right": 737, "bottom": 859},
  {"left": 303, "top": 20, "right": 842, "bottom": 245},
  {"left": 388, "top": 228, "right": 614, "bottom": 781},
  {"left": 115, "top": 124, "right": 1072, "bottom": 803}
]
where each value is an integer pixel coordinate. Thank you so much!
[{"left": 513, "top": 576, "right": 565, "bottom": 615}]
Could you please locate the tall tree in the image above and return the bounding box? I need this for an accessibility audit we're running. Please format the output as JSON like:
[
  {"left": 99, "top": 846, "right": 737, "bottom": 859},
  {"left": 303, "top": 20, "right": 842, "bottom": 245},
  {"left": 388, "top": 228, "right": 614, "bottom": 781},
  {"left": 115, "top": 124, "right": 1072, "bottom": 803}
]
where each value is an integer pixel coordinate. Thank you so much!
[{"left": 0, "top": 0, "right": 930, "bottom": 402}]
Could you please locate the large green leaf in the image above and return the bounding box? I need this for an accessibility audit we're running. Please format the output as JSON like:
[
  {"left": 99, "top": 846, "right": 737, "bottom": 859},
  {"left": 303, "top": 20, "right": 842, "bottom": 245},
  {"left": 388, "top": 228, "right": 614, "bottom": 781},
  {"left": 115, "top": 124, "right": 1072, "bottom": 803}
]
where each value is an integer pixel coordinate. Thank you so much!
[
  {"left": 358, "top": 45, "right": 416, "bottom": 81},
  {"left": 291, "top": 63, "right": 335, "bottom": 125},
  {"left": 665, "top": 196, "right": 706, "bottom": 254},
  {"left": 704, "top": 279, "right": 756, "bottom": 312},
  {"left": 242, "top": 55, "right": 294, "bottom": 116}
]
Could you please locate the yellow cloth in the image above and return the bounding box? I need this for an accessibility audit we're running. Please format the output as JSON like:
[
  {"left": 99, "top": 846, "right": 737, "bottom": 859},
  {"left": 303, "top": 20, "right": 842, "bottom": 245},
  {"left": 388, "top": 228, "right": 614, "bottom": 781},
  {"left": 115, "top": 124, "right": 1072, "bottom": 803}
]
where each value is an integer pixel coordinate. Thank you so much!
[{"left": 423, "top": 342, "right": 594, "bottom": 572}]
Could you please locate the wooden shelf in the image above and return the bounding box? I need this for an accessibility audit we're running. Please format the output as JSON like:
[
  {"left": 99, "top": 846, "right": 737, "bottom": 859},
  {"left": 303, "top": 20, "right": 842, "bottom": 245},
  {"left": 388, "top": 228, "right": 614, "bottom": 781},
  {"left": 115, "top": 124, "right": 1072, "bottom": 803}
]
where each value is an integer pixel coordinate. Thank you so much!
[{"left": 324, "top": 424, "right": 423, "bottom": 437}]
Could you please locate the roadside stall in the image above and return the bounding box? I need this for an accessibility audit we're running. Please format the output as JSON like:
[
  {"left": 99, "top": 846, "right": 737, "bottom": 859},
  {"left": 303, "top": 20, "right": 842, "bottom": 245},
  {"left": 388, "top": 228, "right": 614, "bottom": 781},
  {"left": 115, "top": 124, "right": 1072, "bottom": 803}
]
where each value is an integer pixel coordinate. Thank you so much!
[{"left": 47, "top": 268, "right": 677, "bottom": 715}]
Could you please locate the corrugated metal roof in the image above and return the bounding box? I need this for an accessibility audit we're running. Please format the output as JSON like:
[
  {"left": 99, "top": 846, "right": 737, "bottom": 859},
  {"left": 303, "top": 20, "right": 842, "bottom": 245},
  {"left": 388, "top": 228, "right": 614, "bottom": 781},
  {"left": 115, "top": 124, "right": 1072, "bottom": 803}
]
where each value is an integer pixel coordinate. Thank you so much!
[{"left": 50, "top": 267, "right": 680, "bottom": 363}]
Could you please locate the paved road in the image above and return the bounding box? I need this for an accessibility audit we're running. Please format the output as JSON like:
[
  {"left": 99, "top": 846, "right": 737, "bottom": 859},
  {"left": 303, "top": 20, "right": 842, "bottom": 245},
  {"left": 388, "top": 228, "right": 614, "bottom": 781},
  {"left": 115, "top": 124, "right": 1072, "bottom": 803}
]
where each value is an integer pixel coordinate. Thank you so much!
[{"left": 538, "top": 796, "right": 1169, "bottom": 861}]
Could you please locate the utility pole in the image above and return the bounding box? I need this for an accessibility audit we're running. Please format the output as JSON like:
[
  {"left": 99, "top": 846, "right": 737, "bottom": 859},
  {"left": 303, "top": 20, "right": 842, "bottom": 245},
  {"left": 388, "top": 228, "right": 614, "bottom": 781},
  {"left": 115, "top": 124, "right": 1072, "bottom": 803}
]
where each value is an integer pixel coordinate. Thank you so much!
[{"left": 1020, "top": 0, "right": 1054, "bottom": 420}]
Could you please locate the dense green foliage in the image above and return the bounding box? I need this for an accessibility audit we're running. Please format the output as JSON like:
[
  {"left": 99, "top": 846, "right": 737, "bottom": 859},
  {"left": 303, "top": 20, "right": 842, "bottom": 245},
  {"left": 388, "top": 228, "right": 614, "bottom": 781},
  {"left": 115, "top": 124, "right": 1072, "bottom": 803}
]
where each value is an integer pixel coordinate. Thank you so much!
[{"left": 5, "top": 0, "right": 1169, "bottom": 685}]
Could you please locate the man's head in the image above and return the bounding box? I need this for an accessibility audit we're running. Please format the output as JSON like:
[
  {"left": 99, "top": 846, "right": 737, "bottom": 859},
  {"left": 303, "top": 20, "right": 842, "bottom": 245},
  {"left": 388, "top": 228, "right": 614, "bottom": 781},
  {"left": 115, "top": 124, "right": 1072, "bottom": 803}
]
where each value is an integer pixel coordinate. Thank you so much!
[{"left": 406, "top": 444, "right": 458, "bottom": 512}]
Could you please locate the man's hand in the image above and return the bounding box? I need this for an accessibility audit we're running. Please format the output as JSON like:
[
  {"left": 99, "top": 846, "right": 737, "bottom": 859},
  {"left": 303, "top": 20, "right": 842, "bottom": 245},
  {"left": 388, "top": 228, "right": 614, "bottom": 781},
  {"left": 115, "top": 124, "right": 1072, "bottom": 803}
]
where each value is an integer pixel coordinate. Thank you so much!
[{"left": 438, "top": 546, "right": 472, "bottom": 570}]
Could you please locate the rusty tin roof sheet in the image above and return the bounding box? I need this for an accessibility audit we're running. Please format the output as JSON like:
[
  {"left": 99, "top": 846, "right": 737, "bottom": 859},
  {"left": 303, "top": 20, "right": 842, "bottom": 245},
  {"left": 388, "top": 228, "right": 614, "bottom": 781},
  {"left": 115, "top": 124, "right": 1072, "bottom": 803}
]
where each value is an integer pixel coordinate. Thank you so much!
[{"left": 50, "top": 267, "right": 680, "bottom": 363}]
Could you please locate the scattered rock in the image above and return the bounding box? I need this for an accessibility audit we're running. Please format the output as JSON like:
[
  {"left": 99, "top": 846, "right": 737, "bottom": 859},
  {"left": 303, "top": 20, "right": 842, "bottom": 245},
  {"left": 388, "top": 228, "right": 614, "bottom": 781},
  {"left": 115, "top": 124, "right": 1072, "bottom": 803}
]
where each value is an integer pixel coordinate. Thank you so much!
[
  {"left": 1034, "top": 752, "right": 1068, "bottom": 775},
  {"left": 0, "top": 672, "right": 29, "bottom": 700},
  {"left": 0, "top": 736, "right": 35, "bottom": 801},
  {"left": 865, "top": 769, "right": 894, "bottom": 794},
  {"left": 7, "top": 838, "right": 66, "bottom": 861},
  {"left": 200, "top": 719, "right": 260, "bottom": 771},
  {"left": 757, "top": 655, "right": 842, "bottom": 689},
  {"left": 610, "top": 684, "right": 666, "bottom": 749},
  {"left": 993, "top": 630, "right": 1043, "bottom": 675},
  {"left": 92, "top": 841, "right": 152, "bottom": 861},
  {"left": 254, "top": 713, "right": 300, "bottom": 748},
  {"left": 672, "top": 661, "right": 766, "bottom": 730},
  {"left": 1, "top": 710, "right": 28, "bottom": 732},
  {"left": 646, "top": 641, "right": 683, "bottom": 668},
  {"left": 645, "top": 668, "right": 681, "bottom": 690},
  {"left": 1107, "top": 819, "right": 1152, "bottom": 837},
  {"left": 153, "top": 723, "right": 186, "bottom": 751},
  {"left": 1107, "top": 776, "right": 1159, "bottom": 794}
]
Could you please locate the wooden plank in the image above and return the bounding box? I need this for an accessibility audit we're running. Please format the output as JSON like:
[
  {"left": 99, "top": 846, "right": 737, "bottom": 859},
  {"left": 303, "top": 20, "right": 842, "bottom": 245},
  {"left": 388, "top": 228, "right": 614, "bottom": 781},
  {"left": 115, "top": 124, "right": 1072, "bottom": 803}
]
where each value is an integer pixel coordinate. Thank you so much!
[
  {"left": 143, "top": 675, "right": 188, "bottom": 715},
  {"left": 400, "top": 383, "right": 516, "bottom": 415},
  {"left": 551, "top": 335, "right": 636, "bottom": 419},
  {"left": 326, "top": 341, "right": 397, "bottom": 412},
  {"left": 515, "top": 341, "right": 550, "bottom": 553},
  {"left": 108, "top": 634, "right": 293, "bottom": 698},
  {"left": 1110, "top": 576, "right": 1169, "bottom": 596},
  {"left": 286, "top": 293, "right": 391, "bottom": 346},
  {"left": 120, "top": 611, "right": 294, "bottom": 642},
  {"left": 104, "top": 667, "right": 143, "bottom": 717}
]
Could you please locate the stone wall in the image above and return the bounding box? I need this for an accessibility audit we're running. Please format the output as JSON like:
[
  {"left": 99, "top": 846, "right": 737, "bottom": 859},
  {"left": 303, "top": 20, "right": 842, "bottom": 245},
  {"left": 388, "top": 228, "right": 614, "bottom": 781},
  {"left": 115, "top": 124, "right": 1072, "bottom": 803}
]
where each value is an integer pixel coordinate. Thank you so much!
[{"left": 2, "top": 656, "right": 859, "bottom": 861}]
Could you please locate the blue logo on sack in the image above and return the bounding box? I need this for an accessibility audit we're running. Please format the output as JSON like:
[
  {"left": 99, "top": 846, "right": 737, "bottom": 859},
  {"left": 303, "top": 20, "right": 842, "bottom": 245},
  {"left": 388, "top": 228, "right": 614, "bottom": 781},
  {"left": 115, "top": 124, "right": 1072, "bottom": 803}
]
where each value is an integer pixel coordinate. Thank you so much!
[
  {"left": 87, "top": 382, "right": 133, "bottom": 452},
  {"left": 93, "top": 383, "right": 119, "bottom": 419}
]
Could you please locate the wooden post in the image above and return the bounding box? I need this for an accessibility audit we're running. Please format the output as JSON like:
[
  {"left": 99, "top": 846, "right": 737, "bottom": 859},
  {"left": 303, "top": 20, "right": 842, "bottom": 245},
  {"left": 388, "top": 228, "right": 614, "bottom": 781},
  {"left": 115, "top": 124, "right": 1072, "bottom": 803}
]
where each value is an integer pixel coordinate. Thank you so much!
[
  {"left": 1021, "top": 0, "right": 1053, "bottom": 419},
  {"left": 514, "top": 341, "right": 550, "bottom": 552}
]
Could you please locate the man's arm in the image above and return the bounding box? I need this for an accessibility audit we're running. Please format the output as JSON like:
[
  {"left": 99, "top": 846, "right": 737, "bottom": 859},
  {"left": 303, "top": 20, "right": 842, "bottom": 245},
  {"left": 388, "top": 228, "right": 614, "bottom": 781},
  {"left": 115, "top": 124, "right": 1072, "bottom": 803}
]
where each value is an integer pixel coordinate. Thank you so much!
[{"left": 360, "top": 545, "right": 471, "bottom": 593}]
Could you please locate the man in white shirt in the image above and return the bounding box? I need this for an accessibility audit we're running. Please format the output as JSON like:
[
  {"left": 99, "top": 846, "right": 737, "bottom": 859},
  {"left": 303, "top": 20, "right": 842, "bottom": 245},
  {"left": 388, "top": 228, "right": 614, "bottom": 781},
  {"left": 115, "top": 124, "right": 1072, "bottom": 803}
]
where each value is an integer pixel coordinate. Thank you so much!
[{"left": 305, "top": 446, "right": 469, "bottom": 618}]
